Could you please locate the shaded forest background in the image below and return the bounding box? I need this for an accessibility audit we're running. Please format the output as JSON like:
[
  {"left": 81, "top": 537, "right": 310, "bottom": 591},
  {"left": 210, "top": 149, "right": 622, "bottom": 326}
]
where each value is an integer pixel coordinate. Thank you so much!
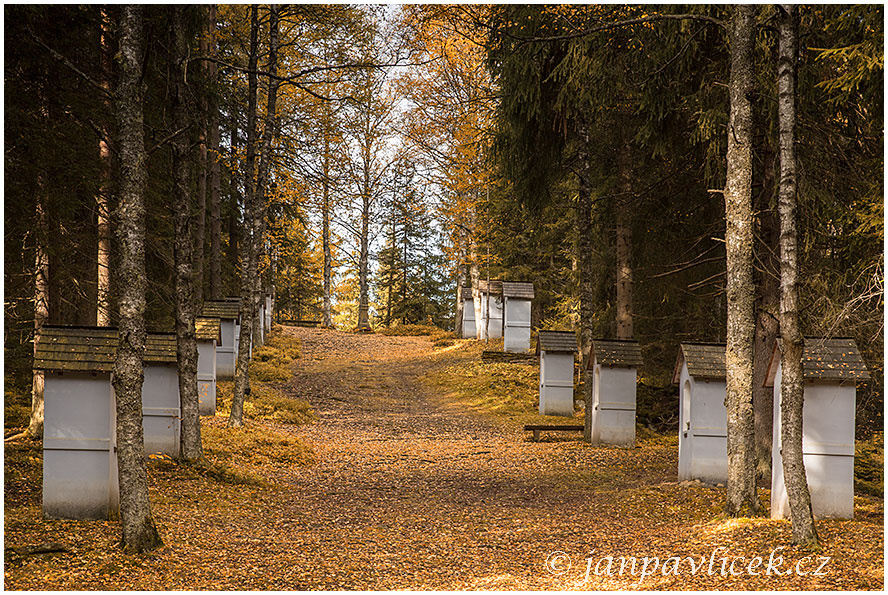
[{"left": 4, "top": 5, "right": 883, "bottom": 437}]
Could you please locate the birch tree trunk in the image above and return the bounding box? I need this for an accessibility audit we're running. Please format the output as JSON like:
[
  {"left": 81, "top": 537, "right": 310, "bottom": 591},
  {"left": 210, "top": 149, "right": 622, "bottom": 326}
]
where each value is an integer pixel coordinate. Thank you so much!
[
  {"left": 252, "top": 5, "right": 280, "bottom": 348},
  {"left": 724, "top": 4, "right": 763, "bottom": 517},
  {"left": 777, "top": 3, "right": 819, "bottom": 548},
  {"left": 321, "top": 128, "right": 334, "bottom": 328},
  {"left": 207, "top": 4, "right": 222, "bottom": 301},
  {"left": 227, "top": 111, "right": 240, "bottom": 294},
  {"left": 576, "top": 127, "right": 596, "bottom": 442},
  {"left": 229, "top": 5, "right": 260, "bottom": 428},
  {"left": 112, "top": 4, "right": 163, "bottom": 553},
  {"left": 469, "top": 243, "right": 483, "bottom": 340},
  {"left": 96, "top": 9, "right": 112, "bottom": 327},
  {"left": 455, "top": 259, "right": 466, "bottom": 337},
  {"left": 28, "top": 198, "right": 50, "bottom": 439},
  {"left": 172, "top": 5, "right": 202, "bottom": 461},
  {"left": 357, "top": 189, "right": 371, "bottom": 330},
  {"left": 194, "top": 8, "right": 208, "bottom": 308},
  {"left": 753, "top": 158, "right": 779, "bottom": 482},
  {"left": 615, "top": 137, "right": 634, "bottom": 340}
]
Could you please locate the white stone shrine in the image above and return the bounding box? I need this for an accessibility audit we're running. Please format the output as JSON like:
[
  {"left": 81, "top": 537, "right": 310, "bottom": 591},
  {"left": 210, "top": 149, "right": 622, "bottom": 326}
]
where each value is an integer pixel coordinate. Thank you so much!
[
  {"left": 36, "top": 327, "right": 181, "bottom": 519},
  {"left": 459, "top": 286, "right": 476, "bottom": 338},
  {"left": 36, "top": 326, "right": 119, "bottom": 520},
  {"left": 201, "top": 298, "right": 241, "bottom": 379},
  {"left": 142, "top": 332, "right": 181, "bottom": 458},
  {"left": 588, "top": 339, "right": 643, "bottom": 447},
  {"left": 195, "top": 316, "right": 220, "bottom": 416},
  {"left": 478, "top": 280, "right": 504, "bottom": 340},
  {"left": 537, "top": 331, "right": 578, "bottom": 417},
  {"left": 673, "top": 343, "right": 728, "bottom": 484},
  {"left": 502, "top": 282, "right": 534, "bottom": 352},
  {"left": 766, "top": 337, "right": 869, "bottom": 520}
]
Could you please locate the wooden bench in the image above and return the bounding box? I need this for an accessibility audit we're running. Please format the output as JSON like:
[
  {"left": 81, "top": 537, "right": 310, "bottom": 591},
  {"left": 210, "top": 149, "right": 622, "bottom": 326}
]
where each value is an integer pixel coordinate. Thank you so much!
[
  {"left": 280, "top": 319, "right": 321, "bottom": 328},
  {"left": 524, "top": 424, "right": 585, "bottom": 442}
]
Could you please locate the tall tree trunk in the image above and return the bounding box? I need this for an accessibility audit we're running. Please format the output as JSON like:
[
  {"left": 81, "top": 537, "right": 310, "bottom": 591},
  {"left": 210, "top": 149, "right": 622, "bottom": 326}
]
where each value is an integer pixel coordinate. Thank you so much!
[
  {"left": 576, "top": 126, "right": 595, "bottom": 442},
  {"left": 172, "top": 5, "right": 202, "bottom": 462},
  {"left": 97, "top": 9, "right": 112, "bottom": 327},
  {"left": 724, "top": 4, "right": 763, "bottom": 517},
  {"left": 227, "top": 111, "right": 240, "bottom": 296},
  {"left": 112, "top": 4, "right": 163, "bottom": 553},
  {"left": 357, "top": 190, "right": 371, "bottom": 329},
  {"left": 229, "top": 5, "right": 260, "bottom": 428},
  {"left": 252, "top": 5, "right": 280, "bottom": 349},
  {"left": 615, "top": 136, "right": 633, "bottom": 340},
  {"left": 469, "top": 244, "right": 483, "bottom": 340},
  {"left": 207, "top": 4, "right": 222, "bottom": 301},
  {"left": 194, "top": 7, "right": 208, "bottom": 308},
  {"left": 753, "top": 146, "right": 779, "bottom": 482},
  {"left": 321, "top": 129, "right": 334, "bottom": 328},
  {"left": 777, "top": 3, "right": 818, "bottom": 548},
  {"left": 455, "top": 259, "right": 466, "bottom": 337},
  {"left": 28, "top": 198, "right": 50, "bottom": 439}
]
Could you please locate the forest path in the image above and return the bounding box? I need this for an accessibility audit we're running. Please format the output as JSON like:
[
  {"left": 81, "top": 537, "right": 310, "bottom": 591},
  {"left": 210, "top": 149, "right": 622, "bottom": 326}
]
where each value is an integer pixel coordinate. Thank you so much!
[
  {"left": 262, "top": 326, "right": 680, "bottom": 589},
  {"left": 5, "top": 328, "right": 880, "bottom": 590}
]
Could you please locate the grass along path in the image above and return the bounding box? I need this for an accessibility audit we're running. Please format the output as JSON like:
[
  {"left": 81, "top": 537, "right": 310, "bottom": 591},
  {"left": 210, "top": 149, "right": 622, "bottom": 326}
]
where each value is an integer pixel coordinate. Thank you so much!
[{"left": 4, "top": 326, "right": 883, "bottom": 589}]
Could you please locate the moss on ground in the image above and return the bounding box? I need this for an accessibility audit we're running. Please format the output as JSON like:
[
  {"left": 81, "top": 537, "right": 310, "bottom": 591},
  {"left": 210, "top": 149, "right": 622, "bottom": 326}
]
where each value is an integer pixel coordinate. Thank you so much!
[
  {"left": 423, "top": 357, "right": 584, "bottom": 426},
  {"left": 379, "top": 324, "right": 457, "bottom": 347}
]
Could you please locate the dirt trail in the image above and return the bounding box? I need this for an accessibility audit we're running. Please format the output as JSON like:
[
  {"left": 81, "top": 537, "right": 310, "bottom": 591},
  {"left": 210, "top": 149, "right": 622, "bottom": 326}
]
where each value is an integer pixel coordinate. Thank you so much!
[
  {"left": 263, "top": 327, "right": 679, "bottom": 589},
  {"left": 5, "top": 327, "right": 880, "bottom": 590}
]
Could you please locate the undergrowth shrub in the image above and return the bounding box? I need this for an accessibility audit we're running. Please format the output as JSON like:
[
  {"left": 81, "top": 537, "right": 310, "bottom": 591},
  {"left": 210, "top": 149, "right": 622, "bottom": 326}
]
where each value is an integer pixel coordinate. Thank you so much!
[
  {"left": 855, "top": 431, "right": 884, "bottom": 497},
  {"left": 202, "top": 423, "right": 315, "bottom": 469},
  {"left": 4, "top": 375, "right": 30, "bottom": 431},
  {"left": 216, "top": 381, "right": 314, "bottom": 425}
]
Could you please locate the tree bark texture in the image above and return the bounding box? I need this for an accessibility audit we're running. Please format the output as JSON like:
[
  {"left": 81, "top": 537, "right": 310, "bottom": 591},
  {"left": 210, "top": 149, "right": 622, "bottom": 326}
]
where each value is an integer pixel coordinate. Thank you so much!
[
  {"left": 724, "top": 4, "right": 763, "bottom": 517},
  {"left": 576, "top": 131, "right": 595, "bottom": 442},
  {"left": 753, "top": 149, "right": 779, "bottom": 483},
  {"left": 227, "top": 111, "right": 240, "bottom": 296},
  {"left": 321, "top": 129, "right": 334, "bottom": 328},
  {"left": 251, "top": 5, "right": 279, "bottom": 349},
  {"left": 194, "top": 7, "right": 208, "bottom": 308},
  {"left": 469, "top": 244, "right": 483, "bottom": 340},
  {"left": 28, "top": 199, "right": 50, "bottom": 439},
  {"left": 615, "top": 136, "right": 634, "bottom": 340},
  {"left": 230, "top": 5, "right": 260, "bottom": 428},
  {"left": 777, "top": 3, "right": 819, "bottom": 547},
  {"left": 207, "top": 4, "right": 222, "bottom": 301},
  {"left": 357, "top": 191, "right": 371, "bottom": 329},
  {"left": 171, "top": 5, "right": 202, "bottom": 462},
  {"left": 112, "top": 4, "right": 163, "bottom": 553},
  {"left": 96, "top": 9, "right": 113, "bottom": 327},
  {"left": 455, "top": 260, "right": 466, "bottom": 337}
]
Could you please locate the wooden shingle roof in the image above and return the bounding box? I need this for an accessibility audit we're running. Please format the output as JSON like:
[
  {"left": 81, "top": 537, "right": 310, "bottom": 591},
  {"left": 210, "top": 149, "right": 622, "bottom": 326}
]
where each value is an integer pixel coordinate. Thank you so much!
[
  {"left": 460, "top": 281, "right": 505, "bottom": 297},
  {"left": 34, "top": 327, "right": 178, "bottom": 372},
  {"left": 195, "top": 317, "right": 222, "bottom": 343},
  {"left": 537, "top": 331, "right": 577, "bottom": 353},
  {"left": 145, "top": 333, "right": 177, "bottom": 364},
  {"left": 591, "top": 339, "right": 643, "bottom": 369},
  {"left": 502, "top": 282, "right": 535, "bottom": 299},
  {"left": 478, "top": 280, "right": 502, "bottom": 296},
  {"left": 201, "top": 299, "right": 241, "bottom": 320},
  {"left": 673, "top": 343, "right": 726, "bottom": 384},
  {"left": 34, "top": 326, "right": 118, "bottom": 373},
  {"left": 764, "top": 337, "right": 871, "bottom": 386}
]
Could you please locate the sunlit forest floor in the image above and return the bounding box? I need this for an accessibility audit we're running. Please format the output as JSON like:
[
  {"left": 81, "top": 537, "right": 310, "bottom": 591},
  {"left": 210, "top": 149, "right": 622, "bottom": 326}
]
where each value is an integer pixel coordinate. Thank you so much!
[{"left": 4, "top": 326, "right": 883, "bottom": 589}]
